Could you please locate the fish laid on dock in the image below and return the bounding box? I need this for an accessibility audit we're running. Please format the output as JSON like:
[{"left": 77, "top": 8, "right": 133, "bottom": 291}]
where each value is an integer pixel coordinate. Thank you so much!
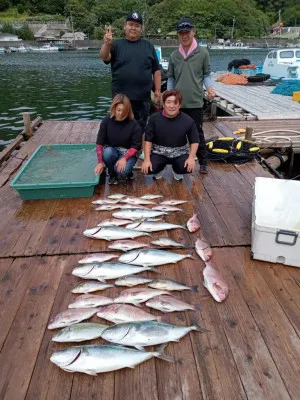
[
  {"left": 114, "top": 288, "right": 172, "bottom": 305},
  {"left": 48, "top": 308, "right": 99, "bottom": 329},
  {"left": 203, "top": 262, "right": 229, "bottom": 302},
  {"left": 71, "top": 281, "right": 114, "bottom": 294},
  {"left": 140, "top": 194, "right": 163, "bottom": 200},
  {"left": 83, "top": 226, "right": 151, "bottom": 241},
  {"left": 72, "top": 262, "right": 159, "bottom": 282},
  {"left": 125, "top": 221, "right": 186, "bottom": 232},
  {"left": 152, "top": 205, "right": 183, "bottom": 212},
  {"left": 113, "top": 209, "right": 167, "bottom": 220},
  {"left": 96, "top": 303, "right": 162, "bottom": 323},
  {"left": 52, "top": 322, "right": 108, "bottom": 343},
  {"left": 148, "top": 278, "right": 198, "bottom": 292},
  {"left": 151, "top": 237, "right": 186, "bottom": 248},
  {"left": 107, "top": 194, "right": 126, "bottom": 199},
  {"left": 50, "top": 343, "right": 172, "bottom": 375},
  {"left": 195, "top": 237, "right": 212, "bottom": 262},
  {"left": 78, "top": 253, "right": 119, "bottom": 264},
  {"left": 118, "top": 249, "right": 194, "bottom": 267},
  {"left": 120, "top": 197, "right": 156, "bottom": 205},
  {"left": 97, "top": 218, "right": 133, "bottom": 227},
  {"left": 108, "top": 240, "right": 149, "bottom": 252},
  {"left": 68, "top": 294, "right": 113, "bottom": 309},
  {"left": 92, "top": 199, "right": 120, "bottom": 205},
  {"left": 114, "top": 275, "right": 153, "bottom": 287},
  {"left": 101, "top": 321, "right": 208, "bottom": 349},
  {"left": 160, "top": 200, "right": 188, "bottom": 205},
  {"left": 146, "top": 295, "right": 200, "bottom": 312},
  {"left": 187, "top": 214, "right": 201, "bottom": 233},
  {"left": 95, "top": 205, "right": 121, "bottom": 211}
]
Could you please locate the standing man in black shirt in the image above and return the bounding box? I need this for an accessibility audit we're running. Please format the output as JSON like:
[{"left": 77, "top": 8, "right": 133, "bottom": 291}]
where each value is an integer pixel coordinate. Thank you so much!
[{"left": 100, "top": 12, "right": 161, "bottom": 133}]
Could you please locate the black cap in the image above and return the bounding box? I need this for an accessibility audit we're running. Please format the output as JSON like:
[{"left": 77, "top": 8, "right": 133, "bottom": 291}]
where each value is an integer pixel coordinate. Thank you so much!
[
  {"left": 126, "top": 12, "right": 143, "bottom": 25},
  {"left": 176, "top": 17, "right": 194, "bottom": 32}
]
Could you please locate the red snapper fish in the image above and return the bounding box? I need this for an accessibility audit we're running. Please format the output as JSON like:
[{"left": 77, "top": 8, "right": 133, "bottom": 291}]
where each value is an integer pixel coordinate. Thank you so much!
[
  {"left": 195, "top": 237, "right": 212, "bottom": 262},
  {"left": 187, "top": 214, "right": 201, "bottom": 233},
  {"left": 203, "top": 262, "right": 229, "bottom": 303}
]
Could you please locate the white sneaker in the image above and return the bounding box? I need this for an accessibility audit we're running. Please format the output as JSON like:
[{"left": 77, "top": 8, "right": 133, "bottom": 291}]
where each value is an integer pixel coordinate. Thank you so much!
[
  {"left": 153, "top": 170, "right": 163, "bottom": 180},
  {"left": 172, "top": 170, "right": 183, "bottom": 180}
]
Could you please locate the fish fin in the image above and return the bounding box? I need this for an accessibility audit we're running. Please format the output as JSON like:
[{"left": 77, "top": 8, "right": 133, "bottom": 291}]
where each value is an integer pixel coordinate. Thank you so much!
[
  {"left": 97, "top": 278, "right": 106, "bottom": 282},
  {"left": 187, "top": 250, "right": 196, "bottom": 260},
  {"left": 135, "top": 345, "right": 145, "bottom": 351},
  {"left": 133, "top": 303, "right": 142, "bottom": 308},
  {"left": 154, "top": 343, "right": 174, "bottom": 363},
  {"left": 149, "top": 267, "right": 160, "bottom": 273},
  {"left": 191, "top": 318, "right": 210, "bottom": 333},
  {"left": 191, "top": 285, "right": 199, "bottom": 293},
  {"left": 85, "top": 371, "right": 98, "bottom": 376},
  {"left": 193, "top": 304, "right": 201, "bottom": 312},
  {"left": 181, "top": 225, "right": 188, "bottom": 230}
]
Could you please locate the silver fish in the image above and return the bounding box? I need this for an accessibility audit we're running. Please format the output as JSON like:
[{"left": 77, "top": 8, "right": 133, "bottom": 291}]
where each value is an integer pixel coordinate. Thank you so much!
[
  {"left": 120, "top": 204, "right": 149, "bottom": 210},
  {"left": 146, "top": 295, "right": 200, "bottom": 313},
  {"left": 160, "top": 200, "right": 188, "bottom": 205},
  {"left": 68, "top": 294, "right": 113, "bottom": 309},
  {"left": 108, "top": 240, "right": 149, "bottom": 252},
  {"left": 95, "top": 205, "right": 121, "bottom": 211},
  {"left": 125, "top": 221, "right": 186, "bottom": 232},
  {"left": 152, "top": 205, "right": 183, "bottom": 212},
  {"left": 71, "top": 281, "right": 114, "bottom": 294},
  {"left": 92, "top": 199, "right": 120, "bottom": 205},
  {"left": 118, "top": 249, "right": 194, "bottom": 267},
  {"left": 195, "top": 237, "right": 212, "bottom": 262},
  {"left": 187, "top": 214, "right": 201, "bottom": 233},
  {"left": 52, "top": 322, "right": 108, "bottom": 343},
  {"left": 97, "top": 218, "right": 133, "bottom": 227},
  {"left": 78, "top": 253, "right": 119, "bottom": 264},
  {"left": 101, "top": 321, "right": 207, "bottom": 349},
  {"left": 50, "top": 343, "right": 172, "bottom": 375},
  {"left": 114, "top": 275, "right": 153, "bottom": 287},
  {"left": 203, "top": 262, "right": 229, "bottom": 303},
  {"left": 114, "top": 288, "right": 171, "bottom": 305},
  {"left": 151, "top": 237, "right": 186, "bottom": 248},
  {"left": 97, "top": 304, "right": 162, "bottom": 323},
  {"left": 48, "top": 308, "right": 99, "bottom": 330},
  {"left": 107, "top": 194, "right": 126, "bottom": 199},
  {"left": 140, "top": 194, "right": 163, "bottom": 200},
  {"left": 72, "top": 262, "right": 158, "bottom": 282},
  {"left": 148, "top": 279, "right": 198, "bottom": 292},
  {"left": 120, "top": 197, "right": 155, "bottom": 205},
  {"left": 113, "top": 209, "right": 167, "bottom": 220},
  {"left": 83, "top": 226, "right": 151, "bottom": 241}
]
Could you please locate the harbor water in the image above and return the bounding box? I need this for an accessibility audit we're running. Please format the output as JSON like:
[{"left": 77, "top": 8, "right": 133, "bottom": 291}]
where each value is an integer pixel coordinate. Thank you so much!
[{"left": 0, "top": 48, "right": 270, "bottom": 150}]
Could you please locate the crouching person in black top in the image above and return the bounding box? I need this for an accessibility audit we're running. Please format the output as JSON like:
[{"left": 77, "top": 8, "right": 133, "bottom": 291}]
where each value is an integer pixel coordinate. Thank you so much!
[
  {"left": 94, "top": 94, "right": 142, "bottom": 185},
  {"left": 141, "top": 90, "right": 199, "bottom": 180}
]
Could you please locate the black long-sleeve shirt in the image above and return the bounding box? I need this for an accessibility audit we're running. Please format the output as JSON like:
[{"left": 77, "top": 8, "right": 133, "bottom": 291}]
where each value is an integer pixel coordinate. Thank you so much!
[
  {"left": 96, "top": 116, "right": 142, "bottom": 150},
  {"left": 145, "top": 111, "right": 199, "bottom": 147}
]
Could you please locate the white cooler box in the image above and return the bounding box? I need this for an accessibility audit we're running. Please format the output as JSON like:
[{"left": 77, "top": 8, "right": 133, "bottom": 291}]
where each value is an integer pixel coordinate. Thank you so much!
[{"left": 252, "top": 177, "right": 300, "bottom": 268}]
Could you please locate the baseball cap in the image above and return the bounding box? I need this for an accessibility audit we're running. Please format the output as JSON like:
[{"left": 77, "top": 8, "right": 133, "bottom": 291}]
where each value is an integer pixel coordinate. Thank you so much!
[
  {"left": 176, "top": 17, "right": 194, "bottom": 32},
  {"left": 126, "top": 12, "right": 143, "bottom": 25}
]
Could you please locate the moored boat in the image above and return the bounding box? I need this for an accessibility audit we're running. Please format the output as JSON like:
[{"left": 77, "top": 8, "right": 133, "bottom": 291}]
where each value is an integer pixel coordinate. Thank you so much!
[{"left": 263, "top": 48, "right": 300, "bottom": 79}]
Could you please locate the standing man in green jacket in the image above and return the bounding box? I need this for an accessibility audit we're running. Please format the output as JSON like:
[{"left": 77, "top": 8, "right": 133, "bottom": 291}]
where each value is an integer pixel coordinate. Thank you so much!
[{"left": 168, "top": 16, "right": 215, "bottom": 173}]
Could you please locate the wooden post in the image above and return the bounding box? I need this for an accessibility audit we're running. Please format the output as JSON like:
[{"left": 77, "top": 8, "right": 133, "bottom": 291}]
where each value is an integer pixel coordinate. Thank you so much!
[
  {"left": 22, "top": 112, "right": 32, "bottom": 138},
  {"left": 245, "top": 127, "right": 253, "bottom": 141},
  {"left": 211, "top": 102, "right": 217, "bottom": 119}
]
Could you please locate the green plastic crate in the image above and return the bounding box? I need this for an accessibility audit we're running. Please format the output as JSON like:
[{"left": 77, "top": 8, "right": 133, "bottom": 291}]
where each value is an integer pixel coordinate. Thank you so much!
[{"left": 10, "top": 144, "right": 100, "bottom": 200}]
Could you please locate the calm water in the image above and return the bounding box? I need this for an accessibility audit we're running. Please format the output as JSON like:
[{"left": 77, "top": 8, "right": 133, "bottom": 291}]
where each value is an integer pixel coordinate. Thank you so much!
[{"left": 0, "top": 48, "right": 270, "bottom": 149}]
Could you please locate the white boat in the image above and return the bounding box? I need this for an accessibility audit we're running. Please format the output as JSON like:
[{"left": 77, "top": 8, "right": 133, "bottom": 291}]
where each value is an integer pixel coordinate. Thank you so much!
[
  {"left": 0, "top": 47, "right": 5, "bottom": 54},
  {"left": 263, "top": 48, "right": 300, "bottom": 79},
  {"left": 154, "top": 45, "right": 169, "bottom": 70},
  {"left": 31, "top": 44, "right": 59, "bottom": 52}
]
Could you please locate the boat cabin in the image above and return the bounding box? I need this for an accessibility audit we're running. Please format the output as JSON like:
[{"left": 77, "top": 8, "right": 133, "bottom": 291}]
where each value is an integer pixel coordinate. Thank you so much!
[{"left": 263, "top": 48, "right": 300, "bottom": 79}]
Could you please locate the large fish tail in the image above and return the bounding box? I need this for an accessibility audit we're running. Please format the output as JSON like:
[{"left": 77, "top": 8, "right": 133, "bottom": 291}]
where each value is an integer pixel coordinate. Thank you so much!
[
  {"left": 191, "top": 322, "right": 210, "bottom": 333},
  {"left": 154, "top": 343, "right": 174, "bottom": 362},
  {"left": 191, "top": 285, "right": 199, "bottom": 292}
]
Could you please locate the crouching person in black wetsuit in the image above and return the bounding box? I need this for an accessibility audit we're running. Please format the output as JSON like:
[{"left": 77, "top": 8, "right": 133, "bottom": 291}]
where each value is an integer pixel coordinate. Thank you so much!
[
  {"left": 94, "top": 94, "right": 142, "bottom": 185},
  {"left": 141, "top": 90, "right": 199, "bottom": 180}
]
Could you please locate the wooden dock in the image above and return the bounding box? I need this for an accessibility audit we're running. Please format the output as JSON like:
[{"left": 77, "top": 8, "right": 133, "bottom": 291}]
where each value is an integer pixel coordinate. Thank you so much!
[
  {"left": 208, "top": 75, "right": 300, "bottom": 120},
  {"left": 0, "top": 120, "right": 300, "bottom": 400}
]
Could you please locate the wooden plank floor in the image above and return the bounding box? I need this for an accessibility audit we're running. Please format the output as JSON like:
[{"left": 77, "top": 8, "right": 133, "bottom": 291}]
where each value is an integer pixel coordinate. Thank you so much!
[
  {"left": 0, "top": 120, "right": 299, "bottom": 400},
  {"left": 210, "top": 76, "right": 300, "bottom": 120}
]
